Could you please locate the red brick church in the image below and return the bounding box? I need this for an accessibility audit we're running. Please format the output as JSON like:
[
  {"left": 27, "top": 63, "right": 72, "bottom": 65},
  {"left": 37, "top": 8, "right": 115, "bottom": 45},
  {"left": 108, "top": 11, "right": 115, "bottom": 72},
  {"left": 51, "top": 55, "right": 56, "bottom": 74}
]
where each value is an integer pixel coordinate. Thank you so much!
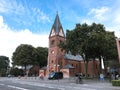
[{"left": 40, "top": 13, "right": 100, "bottom": 78}]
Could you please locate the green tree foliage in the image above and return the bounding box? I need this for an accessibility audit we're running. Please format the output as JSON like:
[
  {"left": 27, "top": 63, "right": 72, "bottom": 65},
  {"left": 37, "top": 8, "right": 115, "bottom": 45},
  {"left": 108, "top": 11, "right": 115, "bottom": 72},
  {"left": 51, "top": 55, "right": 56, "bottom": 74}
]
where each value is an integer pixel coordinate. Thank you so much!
[
  {"left": 60, "top": 23, "right": 118, "bottom": 76},
  {"left": 12, "top": 44, "right": 34, "bottom": 71},
  {"left": 33, "top": 47, "right": 48, "bottom": 68},
  {"left": 10, "top": 68, "right": 24, "bottom": 77},
  {"left": 87, "top": 23, "right": 118, "bottom": 73},
  {"left": 0, "top": 56, "right": 10, "bottom": 76},
  {"left": 87, "top": 23, "right": 117, "bottom": 60},
  {"left": 12, "top": 44, "right": 48, "bottom": 73}
]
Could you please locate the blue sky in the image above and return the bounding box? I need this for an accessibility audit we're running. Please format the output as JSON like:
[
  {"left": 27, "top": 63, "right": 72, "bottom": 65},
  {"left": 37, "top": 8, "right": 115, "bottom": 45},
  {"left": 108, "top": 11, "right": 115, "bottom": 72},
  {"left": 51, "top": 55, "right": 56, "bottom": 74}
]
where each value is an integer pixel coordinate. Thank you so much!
[{"left": 0, "top": 0, "right": 120, "bottom": 61}]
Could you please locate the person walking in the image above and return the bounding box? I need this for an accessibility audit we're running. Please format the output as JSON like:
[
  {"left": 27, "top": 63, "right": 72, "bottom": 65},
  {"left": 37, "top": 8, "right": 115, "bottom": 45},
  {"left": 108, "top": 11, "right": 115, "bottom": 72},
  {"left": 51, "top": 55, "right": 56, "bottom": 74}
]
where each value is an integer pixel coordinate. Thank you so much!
[{"left": 39, "top": 73, "right": 44, "bottom": 80}]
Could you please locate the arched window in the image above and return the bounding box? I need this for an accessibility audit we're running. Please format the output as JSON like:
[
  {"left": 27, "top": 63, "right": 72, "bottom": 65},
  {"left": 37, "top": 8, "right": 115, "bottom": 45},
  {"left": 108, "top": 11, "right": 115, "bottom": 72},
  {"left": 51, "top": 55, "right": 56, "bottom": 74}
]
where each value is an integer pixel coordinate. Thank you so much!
[
  {"left": 72, "top": 64, "right": 74, "bottom": 66},
  {"left": 51, "top": 40, "right": 54, "bottom": 45},
  {"left": 51, "top": 60, "right": 54, "bottom": 63},
  {"left": 76, "top": 64, "right": 77, "bottom": 68}
]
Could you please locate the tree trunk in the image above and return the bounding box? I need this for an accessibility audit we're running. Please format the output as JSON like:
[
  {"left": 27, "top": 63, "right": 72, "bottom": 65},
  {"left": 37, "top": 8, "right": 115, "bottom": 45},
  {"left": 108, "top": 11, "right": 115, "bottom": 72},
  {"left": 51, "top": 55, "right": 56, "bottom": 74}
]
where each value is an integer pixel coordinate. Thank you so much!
[
  {"left": 24, "top": 64, "right": 27, "bottom": 75},
  {"left": 99, "top": 56, "right": 102, "bottom": 74}
]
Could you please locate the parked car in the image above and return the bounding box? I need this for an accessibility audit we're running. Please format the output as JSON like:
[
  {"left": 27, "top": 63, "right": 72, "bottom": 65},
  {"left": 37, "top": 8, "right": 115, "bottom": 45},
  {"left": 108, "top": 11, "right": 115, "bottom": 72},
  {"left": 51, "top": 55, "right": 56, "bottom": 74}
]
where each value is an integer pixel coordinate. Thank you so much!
[{"left": 48, "top": 72, "right": 63, "bottom": 80}]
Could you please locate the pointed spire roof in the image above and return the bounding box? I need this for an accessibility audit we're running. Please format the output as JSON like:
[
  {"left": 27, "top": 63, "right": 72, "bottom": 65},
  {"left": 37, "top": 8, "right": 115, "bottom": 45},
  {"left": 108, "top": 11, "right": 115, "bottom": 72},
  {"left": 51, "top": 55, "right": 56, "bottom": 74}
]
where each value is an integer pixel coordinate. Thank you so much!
[
  {"left": 50, "top": 12, "right": 65, "bottom": 37},
  {"left": 52, "top": 13, "right": 62, "bottom": 35}
]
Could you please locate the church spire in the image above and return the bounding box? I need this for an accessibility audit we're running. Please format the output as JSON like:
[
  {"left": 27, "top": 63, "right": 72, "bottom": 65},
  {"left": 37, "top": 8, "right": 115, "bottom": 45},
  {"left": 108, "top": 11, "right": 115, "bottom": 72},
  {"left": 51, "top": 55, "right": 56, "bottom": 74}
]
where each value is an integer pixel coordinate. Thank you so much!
[
  {"left": 49, "top": 13, "right": 65, "bottom": 37},
  {"left": 53, "top": 12, "right": 62, "bottom": 35}
]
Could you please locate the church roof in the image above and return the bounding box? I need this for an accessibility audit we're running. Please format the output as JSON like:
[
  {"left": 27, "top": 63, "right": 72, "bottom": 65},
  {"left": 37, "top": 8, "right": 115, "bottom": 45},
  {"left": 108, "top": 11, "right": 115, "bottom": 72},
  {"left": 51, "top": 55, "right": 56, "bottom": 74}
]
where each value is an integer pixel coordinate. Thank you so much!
[
  {"left": 49, "top": 13, "right": 65, "bottom": 37},
  {"left": 64, "top": 53, "right": 83, "bottom": 61},
  {"left": 63, "top": 64, "right": 74, "bottom": 69},
  {"left": 52, "top": 13, "right": 62, "bottom": 35}
]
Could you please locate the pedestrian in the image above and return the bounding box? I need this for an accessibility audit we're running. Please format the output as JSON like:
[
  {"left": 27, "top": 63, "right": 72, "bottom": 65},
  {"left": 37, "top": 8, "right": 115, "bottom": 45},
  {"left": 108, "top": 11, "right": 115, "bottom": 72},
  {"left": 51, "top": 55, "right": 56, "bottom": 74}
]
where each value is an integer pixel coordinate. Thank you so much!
[
  {"left": 78, "top": 73, "right": 82, "bottom": 82},
  {"left": 111, "top": 73, "right": 114, "bottom": 80},
  {"left": 116, "top": 74, "right": 119, "bottom": 80},
  {"left": 39, "top": 73, "right": 44, "bottom": 80}
]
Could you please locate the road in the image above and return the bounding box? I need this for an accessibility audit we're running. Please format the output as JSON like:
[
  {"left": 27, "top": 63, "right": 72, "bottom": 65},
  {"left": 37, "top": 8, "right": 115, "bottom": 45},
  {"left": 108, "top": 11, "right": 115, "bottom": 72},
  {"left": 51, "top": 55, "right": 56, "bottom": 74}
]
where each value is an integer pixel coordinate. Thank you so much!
[
  {"left": 0, "top": 78, "right": 60, "bottom": 90},
  {"left": 0, "top": 77, "right": 120, "bottom": 90}
]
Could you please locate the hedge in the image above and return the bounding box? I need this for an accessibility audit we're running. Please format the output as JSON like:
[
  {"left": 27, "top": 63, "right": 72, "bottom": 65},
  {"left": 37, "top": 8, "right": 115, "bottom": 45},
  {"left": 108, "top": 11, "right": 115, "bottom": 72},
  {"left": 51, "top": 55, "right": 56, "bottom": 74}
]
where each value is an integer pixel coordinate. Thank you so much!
[{"left": 112, "top": 80, "right": 120, "bottom": 86}]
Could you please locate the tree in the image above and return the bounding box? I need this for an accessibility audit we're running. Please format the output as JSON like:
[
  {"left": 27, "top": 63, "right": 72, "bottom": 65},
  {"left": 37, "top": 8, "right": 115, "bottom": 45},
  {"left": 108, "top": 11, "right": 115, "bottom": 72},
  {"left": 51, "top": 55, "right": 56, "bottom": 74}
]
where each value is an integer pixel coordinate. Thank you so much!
[
  {"left": 10, "top": 67, "right": 24, "bottom": 77},
  {"left": 12, "top": 44, "right": 48, "bottom": 76},
  {"left": 0, "top": 56, "right": 10, "bottom": 76},
  {"left": 88, "top": 23, "right": 118, "bottom": 73},
  {"left": 59, "top": 23, "right": 91, "bottom": 77},
  {"left": 59, "top": 23, "right": 118, "bottom": 77},
  {"left": 33, "top": 47, "right": 48, "bottom": 68},
  {"left": 102, "top": 32, "right": 118, "bottom": 60},
  {"left": 12, "top": 44, "right": 34, "bottom": 72}
]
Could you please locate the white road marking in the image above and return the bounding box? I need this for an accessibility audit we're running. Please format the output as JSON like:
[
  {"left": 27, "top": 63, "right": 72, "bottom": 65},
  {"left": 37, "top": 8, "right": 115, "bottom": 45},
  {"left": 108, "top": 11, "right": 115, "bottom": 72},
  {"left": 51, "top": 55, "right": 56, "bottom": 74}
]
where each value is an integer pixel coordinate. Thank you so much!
[
  {"left": 29, "top": 83, "right": 64, "bottom": 90},
  {"left": 83, "top": 84, "right": 89, "bottom": 86},
  {"left": 0, "top": 83, "right": 5, "bottom": 86},
  {"left": 11, "top": 81, "right": 64, "bottom": 90},
  {"left": 15, "top": 81, "right": 64, "bottom": 90},
  {"left": 8, "top": 85, "right": 29, "bottom": 90},
  {"left": 73, "top": 87, "right": 97, "bottom": 90}
]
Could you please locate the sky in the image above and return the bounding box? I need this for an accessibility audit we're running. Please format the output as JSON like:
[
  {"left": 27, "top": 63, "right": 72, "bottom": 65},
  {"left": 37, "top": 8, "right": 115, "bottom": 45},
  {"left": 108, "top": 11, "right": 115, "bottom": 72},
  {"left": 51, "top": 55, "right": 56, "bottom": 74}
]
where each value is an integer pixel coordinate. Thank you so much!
[{"left": 0, "top": 0, "right": 120, "bottom": 63}]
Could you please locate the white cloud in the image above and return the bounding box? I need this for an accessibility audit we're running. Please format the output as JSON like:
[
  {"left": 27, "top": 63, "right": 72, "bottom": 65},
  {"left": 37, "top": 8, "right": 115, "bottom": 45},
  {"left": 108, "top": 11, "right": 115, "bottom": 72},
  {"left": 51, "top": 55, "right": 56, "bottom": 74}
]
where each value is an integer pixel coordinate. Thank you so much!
[
  {"left": 113, "top": 9, "right": 120, "bottom": 24},
  {"left": 81, "top": 19, "right": 92, "bottom": 25},
  {"left": 0, "top": 15, "right": 48, "bottom": 61},
  {"left": 0, "top": 0, "right": 50, "bottom": 25},
  {"left": 0, "top": 0, "right": 25, "bottom": 15},
  {"left": 106, "top": 26, "right": 120, "bottom": 38},
  {"left": 88, "top": 7, "right": 109, "bottom": 21},
  {"left": 35, "top": 8, "right": 50, "bottom": 23},
  {"left": 85, "top": 4, "right": 120, "bottom": 38}
]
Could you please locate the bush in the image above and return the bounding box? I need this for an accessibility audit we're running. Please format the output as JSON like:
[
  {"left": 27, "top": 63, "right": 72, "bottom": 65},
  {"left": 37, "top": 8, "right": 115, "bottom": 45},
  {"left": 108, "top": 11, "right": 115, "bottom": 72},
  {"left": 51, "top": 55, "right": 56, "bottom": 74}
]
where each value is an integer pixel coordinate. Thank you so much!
[
  {"left": 10, "top": 68, "right": 24, "bottom": 77},
  {"left": 112, "top": 80, "right": 120, "bottom": 86}
]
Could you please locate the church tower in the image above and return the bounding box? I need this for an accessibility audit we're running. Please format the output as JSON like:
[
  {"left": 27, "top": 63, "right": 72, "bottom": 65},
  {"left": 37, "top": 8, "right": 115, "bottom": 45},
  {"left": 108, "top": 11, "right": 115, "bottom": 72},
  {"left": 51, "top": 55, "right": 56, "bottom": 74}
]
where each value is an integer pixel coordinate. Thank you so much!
[{"left": 47, "top": 13, "right": 65, "bottom": 73}]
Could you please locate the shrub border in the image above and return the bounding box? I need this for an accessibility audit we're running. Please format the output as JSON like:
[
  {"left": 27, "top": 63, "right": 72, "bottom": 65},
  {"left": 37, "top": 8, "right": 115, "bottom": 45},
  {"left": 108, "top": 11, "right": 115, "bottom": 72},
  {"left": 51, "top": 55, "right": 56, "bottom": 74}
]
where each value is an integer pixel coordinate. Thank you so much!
[{"left": 112, "top": 80, "right": 120, "bottom": 86}]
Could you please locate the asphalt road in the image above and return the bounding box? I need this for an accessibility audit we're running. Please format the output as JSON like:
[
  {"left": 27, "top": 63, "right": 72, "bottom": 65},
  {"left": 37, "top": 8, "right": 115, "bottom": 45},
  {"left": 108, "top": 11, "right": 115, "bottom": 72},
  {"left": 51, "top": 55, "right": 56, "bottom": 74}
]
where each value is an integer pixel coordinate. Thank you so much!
[
  {"left": 0, "top": 77, "right": 120, "bottom": 90},
  {"left": 0, "top": 78, "right": 60, "bottom": 90}
]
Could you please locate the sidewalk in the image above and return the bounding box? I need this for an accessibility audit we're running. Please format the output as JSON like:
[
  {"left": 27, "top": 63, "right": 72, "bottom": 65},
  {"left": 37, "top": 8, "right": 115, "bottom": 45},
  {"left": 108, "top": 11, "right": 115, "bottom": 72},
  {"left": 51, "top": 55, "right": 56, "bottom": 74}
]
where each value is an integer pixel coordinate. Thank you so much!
[{"left": 18, "top": 76, "right": 113, "bottom": 84}]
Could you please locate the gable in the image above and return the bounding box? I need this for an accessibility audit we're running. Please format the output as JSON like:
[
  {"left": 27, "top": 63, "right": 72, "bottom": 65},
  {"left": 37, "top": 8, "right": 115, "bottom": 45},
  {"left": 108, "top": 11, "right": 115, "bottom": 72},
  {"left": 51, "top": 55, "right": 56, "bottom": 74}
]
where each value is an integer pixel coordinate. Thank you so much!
[
  {"left": 50, "top": 28, "right": 55, "bottom": 36},
  {"left": 59, "top": 29, "right": 64, "bottom": 37}
]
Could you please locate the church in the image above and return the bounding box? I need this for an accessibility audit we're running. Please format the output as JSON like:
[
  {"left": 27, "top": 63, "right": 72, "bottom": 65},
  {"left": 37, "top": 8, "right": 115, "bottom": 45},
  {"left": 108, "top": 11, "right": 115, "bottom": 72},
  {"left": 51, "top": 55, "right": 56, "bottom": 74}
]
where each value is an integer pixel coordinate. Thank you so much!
[{"left": 40, "top": 13, "right": 100, "bottom": 78}]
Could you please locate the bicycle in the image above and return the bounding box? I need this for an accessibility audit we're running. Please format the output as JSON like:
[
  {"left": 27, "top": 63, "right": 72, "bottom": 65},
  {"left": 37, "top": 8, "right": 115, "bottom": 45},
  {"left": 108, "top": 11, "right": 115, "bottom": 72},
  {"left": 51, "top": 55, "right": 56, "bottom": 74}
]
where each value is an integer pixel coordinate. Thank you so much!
[{"left": 76, "top": 76, "right": 83, "bottom": 84}]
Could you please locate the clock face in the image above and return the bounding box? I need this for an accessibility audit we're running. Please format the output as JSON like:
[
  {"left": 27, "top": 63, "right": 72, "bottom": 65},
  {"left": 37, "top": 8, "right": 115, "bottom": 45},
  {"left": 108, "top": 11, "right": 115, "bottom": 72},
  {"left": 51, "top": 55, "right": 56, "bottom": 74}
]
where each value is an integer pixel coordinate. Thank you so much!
[
  {"left": 51, "top": 50, "right": 54, "bottom": 54},
  {"left": 50, "top": 29, "right": 55, "bottom": 36},
  {"left": 59, "top": 29, "right": 64, "bottom": 37}
]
